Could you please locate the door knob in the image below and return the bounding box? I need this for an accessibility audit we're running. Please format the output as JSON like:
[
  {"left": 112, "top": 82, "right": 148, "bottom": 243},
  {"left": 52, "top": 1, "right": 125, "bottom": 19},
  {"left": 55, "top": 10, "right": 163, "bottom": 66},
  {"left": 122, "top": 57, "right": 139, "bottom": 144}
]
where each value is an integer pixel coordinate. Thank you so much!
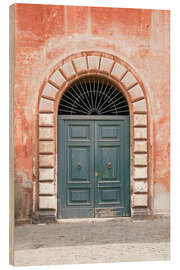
[
  {"left": 77, "top": 162, "right": 81, "bottom": 169},
  {"left": 107, "top": 162, "right": 112, "bottom": 169}
]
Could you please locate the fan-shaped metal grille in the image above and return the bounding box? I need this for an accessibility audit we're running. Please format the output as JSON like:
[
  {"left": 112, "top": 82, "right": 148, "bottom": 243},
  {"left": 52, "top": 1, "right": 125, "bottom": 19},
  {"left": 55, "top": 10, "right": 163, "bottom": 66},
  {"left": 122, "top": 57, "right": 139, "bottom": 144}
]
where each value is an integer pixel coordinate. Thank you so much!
[{"left": 58, "top": 76, "right": 129, "bottom": 115}]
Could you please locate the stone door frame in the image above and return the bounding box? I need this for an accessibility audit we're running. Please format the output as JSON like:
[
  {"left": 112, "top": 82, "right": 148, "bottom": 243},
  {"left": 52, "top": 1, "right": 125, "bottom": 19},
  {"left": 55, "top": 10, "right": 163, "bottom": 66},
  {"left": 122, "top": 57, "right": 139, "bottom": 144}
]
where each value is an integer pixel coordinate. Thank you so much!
[{"left": 36, "top": 51, "right": 152, "bottom": 221}]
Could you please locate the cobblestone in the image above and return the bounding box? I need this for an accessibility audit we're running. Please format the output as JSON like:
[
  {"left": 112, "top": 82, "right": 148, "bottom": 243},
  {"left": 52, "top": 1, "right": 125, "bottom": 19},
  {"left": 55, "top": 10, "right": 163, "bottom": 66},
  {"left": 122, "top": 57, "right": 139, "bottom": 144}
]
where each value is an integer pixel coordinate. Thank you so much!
[{"left": 14, "top": 216, "right": 170, "bottom": 266}]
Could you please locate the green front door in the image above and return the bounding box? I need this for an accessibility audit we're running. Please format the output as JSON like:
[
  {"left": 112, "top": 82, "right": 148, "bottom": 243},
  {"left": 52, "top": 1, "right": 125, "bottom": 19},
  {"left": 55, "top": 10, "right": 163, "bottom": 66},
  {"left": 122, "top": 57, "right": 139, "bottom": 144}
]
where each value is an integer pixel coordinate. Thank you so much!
[{"left": 58, "top": 116, "right": 130, "bottom": 218}]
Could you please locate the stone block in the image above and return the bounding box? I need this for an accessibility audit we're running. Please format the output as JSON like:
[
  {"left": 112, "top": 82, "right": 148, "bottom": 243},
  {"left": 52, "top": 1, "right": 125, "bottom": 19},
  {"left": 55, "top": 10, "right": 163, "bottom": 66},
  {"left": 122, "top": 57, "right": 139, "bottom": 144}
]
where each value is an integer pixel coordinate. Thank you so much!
[
  {"left": 111, "top": 62, "right": 126, "bottom": 80},
  {"left": 39, "top": 196, "right": 56, "bottom": 209},
  {"left": 39, "top": 168, "right": 54, "bottom": 180},
  {"left": 49, "top": 70, "right": 66, "bottom": 88},
  {"left": 60, "top": 61, "right": 75, "bottom": 79},
  {"left": 134, "top": 114, "right": 147, "bottom": 126},
  {"left": 133, "top": 99, "right": 147, "bottom": 112},
  {"left": 39, "top": 98, "right": 54, "bottom": 112},
  {"left": 39, "top": 141, "right": 55, "bottom": 153},
  {"left": 39, "top": 127, "right": 54, "bottom": 140},
  {"left": 121, "top": 72, "right": 137, "bottom": 89},
  {"left": 88, "top": 55, "right": 100, "bottom": 70},
  {"left": 132, "top": 207, "right": 150, "bottom": 216},
  {"left": 134, "top": 141, "right": 147, "bottom": 152},
  {"left": 134, "top": 154, "right": 147, "bottom": 165},
  {"left": 134, "top": 181, "right": 148, "bottom": 193},
  {"left": 39, "top": 155, "right": 54, "bottom": 167},
  {"left": 128, "top": 84, "right": 144, "bottom": 101},
  {"left": 134, "top": 167, "right": 147, "bottom": 179},
  {"left": 42, "top": 83, "right": 59, "bottom": 99},
  {"left": 132, "top": 194, "right": 148, "bottom": 207},
  {"left": 73, "top": 57, "right": 87, "bottom": 73},
  {"left": 39, "top": 183, "right": 55, "bottom": 195},
  {"left": 134, "top": 127, "right": 147, "bottom": 139},
  {"left": 100, "top": 57, "right": 114, "bottom": 73},
  {"left": 39, "top": 113, "right": 54, "bottom": 126}
]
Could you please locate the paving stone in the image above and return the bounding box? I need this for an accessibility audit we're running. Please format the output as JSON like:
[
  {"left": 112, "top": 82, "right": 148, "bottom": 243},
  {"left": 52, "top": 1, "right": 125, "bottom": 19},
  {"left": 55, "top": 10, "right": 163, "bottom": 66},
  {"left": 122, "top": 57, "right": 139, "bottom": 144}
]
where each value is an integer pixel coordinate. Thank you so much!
[{"left": 14, "top": 217, "right": 170, "bottom": 266}]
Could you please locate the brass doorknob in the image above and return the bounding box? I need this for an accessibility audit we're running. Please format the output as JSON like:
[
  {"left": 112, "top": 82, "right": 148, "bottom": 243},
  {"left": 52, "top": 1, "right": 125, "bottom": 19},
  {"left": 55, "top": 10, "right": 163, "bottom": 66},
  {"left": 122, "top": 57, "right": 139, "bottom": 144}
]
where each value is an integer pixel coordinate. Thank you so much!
[
  {"left": 77, "top": 162, "right": 81, "bottom": 169},
  {"left": 107, "top": 162, "right": 112, "bottom": 169}
]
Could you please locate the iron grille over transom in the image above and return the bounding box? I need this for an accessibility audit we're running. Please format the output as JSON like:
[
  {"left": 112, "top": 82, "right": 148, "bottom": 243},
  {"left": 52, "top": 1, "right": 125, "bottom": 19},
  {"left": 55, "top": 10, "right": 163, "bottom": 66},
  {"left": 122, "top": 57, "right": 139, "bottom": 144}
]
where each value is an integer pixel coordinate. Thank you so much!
[{"left": 58, "top": 76, "right": 129, "bottom": 115}]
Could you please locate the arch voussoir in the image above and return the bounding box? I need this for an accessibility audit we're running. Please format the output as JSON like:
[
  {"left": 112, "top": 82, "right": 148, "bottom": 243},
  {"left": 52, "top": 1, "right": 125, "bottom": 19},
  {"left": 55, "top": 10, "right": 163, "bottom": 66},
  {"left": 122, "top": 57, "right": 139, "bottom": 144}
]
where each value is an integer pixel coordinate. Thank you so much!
[
  {"left": 49, "top": 70, "right": 66, "bottom": 88},
  {"left": 111, "top": 62, "right": 127, "bottom": 81},
  {"left": 60, "top": 61, "right": 76, "bottom": 80},
  {"left": 87, "top": 55, "right": 100, "bottom": 71},
  {"left": 73, "top": 56, "right": 88, "bottom": 74},
  {"left": 121, "top": 71, "right": 137, "bottom": 89},
  {"left": 128, "top": 84, "right": 144, "bottom": 102},
  {"left": 99, "top": 57, "right": 114, "bottom": 73}
]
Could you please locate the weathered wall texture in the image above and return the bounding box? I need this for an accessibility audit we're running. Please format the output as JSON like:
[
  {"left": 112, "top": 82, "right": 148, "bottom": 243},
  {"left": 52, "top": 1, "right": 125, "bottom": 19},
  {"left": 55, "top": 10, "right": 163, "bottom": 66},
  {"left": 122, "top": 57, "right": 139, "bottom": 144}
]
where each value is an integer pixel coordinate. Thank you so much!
[{"left": 13, "top": 4, "right": 170, "bottom": 221}]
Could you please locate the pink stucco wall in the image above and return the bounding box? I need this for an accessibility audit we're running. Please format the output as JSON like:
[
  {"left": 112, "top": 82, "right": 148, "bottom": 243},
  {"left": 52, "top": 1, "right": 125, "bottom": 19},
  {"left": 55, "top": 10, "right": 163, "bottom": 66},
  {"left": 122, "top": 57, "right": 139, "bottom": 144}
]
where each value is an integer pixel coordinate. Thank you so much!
[{"left": 13, "top": 4, "right": 170, "bottom": 220}]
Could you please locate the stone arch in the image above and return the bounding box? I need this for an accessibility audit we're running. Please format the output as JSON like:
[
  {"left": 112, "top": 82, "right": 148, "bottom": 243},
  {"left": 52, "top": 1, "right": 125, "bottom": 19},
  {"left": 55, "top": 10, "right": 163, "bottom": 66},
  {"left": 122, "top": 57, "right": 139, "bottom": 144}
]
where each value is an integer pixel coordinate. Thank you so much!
[{"left": 37, "top": 51, "right": 150, "bottom": 219}]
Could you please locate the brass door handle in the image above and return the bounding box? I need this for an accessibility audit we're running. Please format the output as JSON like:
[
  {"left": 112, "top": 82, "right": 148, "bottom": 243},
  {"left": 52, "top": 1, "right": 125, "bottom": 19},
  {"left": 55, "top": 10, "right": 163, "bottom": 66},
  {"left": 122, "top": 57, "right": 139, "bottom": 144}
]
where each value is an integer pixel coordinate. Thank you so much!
[
  {"left": 108, "top": 162, "right": 112, "bottom": 169},
  {"left": 77, "top": 162, "right": 81, "bottom": 169}
]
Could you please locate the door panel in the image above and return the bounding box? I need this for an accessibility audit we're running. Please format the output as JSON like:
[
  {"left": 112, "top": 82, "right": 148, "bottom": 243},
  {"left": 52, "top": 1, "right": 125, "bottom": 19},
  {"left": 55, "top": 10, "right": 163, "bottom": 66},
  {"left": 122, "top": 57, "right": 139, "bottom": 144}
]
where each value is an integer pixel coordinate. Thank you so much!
[
  {"left": 100, "top": 146, "right": 119, "bottom": 179},
  {"left": 58, "top": 120, "right": 94, "bottom": 218},
  {"left": 58, "top": 117, "right": 130, "bottom": 218},
  {"left": 95, "top": 120, "right": 130, "bottom": 217},
  {"left": 69, "top": 124, "right": 91, "bottom": 140},
  {"left": 68, "top": 147, "right": 90, "bottom": 181},
  {"left": 99, "top": 125, "right": 120, "bottom": 140},
  {"left": 99, "top": 187, "right": 121, "bottom": 203},
  {"left": 67, "top": 188, "right": 91, "bottom": 205}
]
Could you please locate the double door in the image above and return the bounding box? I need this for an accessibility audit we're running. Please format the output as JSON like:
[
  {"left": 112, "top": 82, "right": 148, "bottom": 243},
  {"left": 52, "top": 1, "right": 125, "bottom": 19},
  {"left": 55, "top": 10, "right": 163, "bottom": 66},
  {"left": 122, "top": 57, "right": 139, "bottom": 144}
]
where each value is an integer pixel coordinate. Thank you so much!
[{"left": 58, "top": 116, "right": 130, "bottom": 218}]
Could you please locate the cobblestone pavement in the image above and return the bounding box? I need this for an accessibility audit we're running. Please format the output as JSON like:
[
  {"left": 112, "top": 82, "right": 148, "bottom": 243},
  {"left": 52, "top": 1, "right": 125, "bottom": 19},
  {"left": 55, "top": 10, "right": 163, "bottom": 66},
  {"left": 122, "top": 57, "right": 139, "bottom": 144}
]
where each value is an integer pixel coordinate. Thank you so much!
[{"left": 14, "top": 216, "right": 170, "bottom": 266}]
